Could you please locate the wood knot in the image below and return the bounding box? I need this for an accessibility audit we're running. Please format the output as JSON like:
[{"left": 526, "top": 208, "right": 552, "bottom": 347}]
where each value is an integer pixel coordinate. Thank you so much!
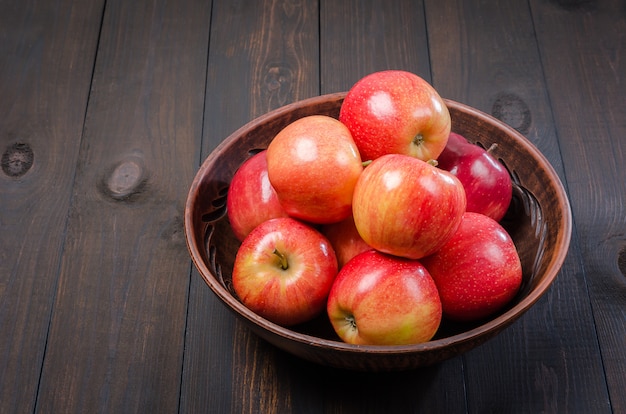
[
  {"left": 103, "top": 156, "right": 147, "bottom": 200},
  {"left": 265, "top": 65, "right": 293, "bottom": 91},
  {"left": 160, "top": 214, "right": 186, "bottom": 247},
  {"left": 619, "top": 245, "right": 626, "bottom": 279},
  {"left": 2, "top": 142, "right": 34, "bottom": 177},
  {"left": 491, "top": 92, "right": 532, "bottom": 135},
  {"left": 263, "top": 64, "right": 293, "bottom": 107}
]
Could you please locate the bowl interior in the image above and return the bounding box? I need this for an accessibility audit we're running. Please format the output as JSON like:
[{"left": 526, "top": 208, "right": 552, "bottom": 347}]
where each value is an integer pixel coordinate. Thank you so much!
[{"left": 185, "top": 92, "right": 572, "bottom": 370}]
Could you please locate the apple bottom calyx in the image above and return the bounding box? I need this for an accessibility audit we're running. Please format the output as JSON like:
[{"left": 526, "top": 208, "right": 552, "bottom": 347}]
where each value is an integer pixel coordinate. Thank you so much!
[{"left": 340, "top": 314, "right": 358, "bottom": 332}]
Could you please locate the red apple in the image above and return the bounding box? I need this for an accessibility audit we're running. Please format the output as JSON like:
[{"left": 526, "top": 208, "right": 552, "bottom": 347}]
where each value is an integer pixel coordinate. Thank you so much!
[
  {"left": 227, "top": 150, "right": 289, "bottom": 241},
  {"left": 327, "top": 250, "right": 442, "bottom": 345},
  {"left": 352, "top": 153, "right": 466, "bottom": 259},
  {"left": 266, "top": 115, "right": 363, "bottom": 224},
  {"left": 232, "top": 217, "right": 338, "bottom": 326},
  {"left": 436, "top": 132, "right": 512, "bottom": 222},
  {"left": 339, "top": 70, "right": 451, "bottom": 162},
  {"left": 320, "top": 215, "right": 372, "bottom": 269},
  {"left": 421, "top": 212, "right": 523, "bottom": 322}
]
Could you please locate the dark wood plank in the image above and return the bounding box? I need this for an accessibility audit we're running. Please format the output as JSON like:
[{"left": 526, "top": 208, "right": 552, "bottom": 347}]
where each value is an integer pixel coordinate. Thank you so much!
[
  {"left": 530, "top": 0, "right": 626, "bottom": 411},
  {"left": 34, "top": 0, "right": 210, "bottom": 412},
  {"left": 202, "top": 0, "right": 321, "bottom": 155},
  {"left": 181, "top": 1, "right": 320, "bottom": 413},
  {"left": 0, "top": 1, "right": 103, "bottom": 412},
  {"left": 320, "top": 0, "right": 432, "bottom": 93},
  {"left": 425, "top": 0, "right": 613, "bottom": 412},
  {"left": 2, "top": 1, "right": 621, "bottom": 413}
]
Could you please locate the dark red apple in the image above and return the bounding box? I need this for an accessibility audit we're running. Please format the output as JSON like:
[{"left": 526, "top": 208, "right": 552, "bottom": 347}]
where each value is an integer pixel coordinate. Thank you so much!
[
  {"left": 436, "top": 132, "right": 512, "bottom": 222},
  {"left": 421, "top": 212, "right": 523, "bottom": 322}
]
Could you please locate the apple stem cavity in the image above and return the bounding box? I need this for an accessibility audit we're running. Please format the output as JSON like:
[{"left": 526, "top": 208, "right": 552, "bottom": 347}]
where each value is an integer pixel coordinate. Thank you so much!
[{"left": 273, "top": 248, "right": 289, "bottom": 270}]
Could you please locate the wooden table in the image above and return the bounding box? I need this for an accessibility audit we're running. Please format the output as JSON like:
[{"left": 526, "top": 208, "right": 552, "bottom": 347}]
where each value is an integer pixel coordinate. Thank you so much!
[{"left": 1, "top": 0, "right": 624, "bottom": 412}]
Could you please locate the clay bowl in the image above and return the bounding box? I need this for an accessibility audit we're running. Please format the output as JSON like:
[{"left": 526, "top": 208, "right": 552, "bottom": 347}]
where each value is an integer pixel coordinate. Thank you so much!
[{"left": 184, "top": 92, "right": 572, "bottom": 372}]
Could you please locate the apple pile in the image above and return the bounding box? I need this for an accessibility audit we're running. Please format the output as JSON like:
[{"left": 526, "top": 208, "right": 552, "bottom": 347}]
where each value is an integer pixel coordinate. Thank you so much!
[{"left": 227, "top": 70, "right": 522, "bottom": 346}]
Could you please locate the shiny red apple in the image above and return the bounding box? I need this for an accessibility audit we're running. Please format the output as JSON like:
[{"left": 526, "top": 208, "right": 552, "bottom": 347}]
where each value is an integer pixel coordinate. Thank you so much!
[
  {"left": 339, "top": 70, "right": 451, "bottom": 162},
  {"left": 352, "top": 153, "right": 466, "bottom": 259},
  {"left": 320, "top": 214, "right": 372, "bottom": 269},
  {"left": 226, "top": 150, "right": 289, "bottom": 241},
  {"left": 327, "top": 250, "right": 442, "bottom": 345},
  {"left": 421, "top": 212, "right": 523, "bottom": 322},
  {"left": 436, "top": 132, "right": 512, "bottom": 222},
  {"left": 232, "top": 217, "right": 338, "bottom": 326},
  {"left": 266, "top": 115, "right": 364, "bottom": 224}
]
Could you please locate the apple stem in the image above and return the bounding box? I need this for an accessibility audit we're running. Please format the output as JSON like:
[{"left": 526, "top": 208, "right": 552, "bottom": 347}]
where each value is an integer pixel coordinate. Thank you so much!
[
  {"left": 487, "top": 143, "right": 498, "bottom": 153},
  {"left": 273, "top": 248, "right": 289, "bottom": 270},
  {"left": 427, "top": 159, "right": 439, "bottom": 167},
  {"left": 362, "top": 160, "right": 372, "bottom": 167}
]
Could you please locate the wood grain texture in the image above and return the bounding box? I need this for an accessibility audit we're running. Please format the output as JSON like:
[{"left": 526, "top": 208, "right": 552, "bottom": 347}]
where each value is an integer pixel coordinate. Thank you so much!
[
  {"left": 201, "top": 0, "right": 320, "bottom": 156},
  {"left": 1, "top": 0, "right": 622, "bottom": 412},
  {"left": 425, "top": 0, "right": 611, "bottom": 412},
  {"left": 181, "top": 1, "right": 320, "bottom": 413},
  {"left": 320, "top": 0, "right": 432, "bottom": 93},
  {"left": 530, "top": 0, "right": 626, "bottom": 411},
  {"left": 0, "top": 1, "right": 103, "bottom": 412},
  {"left": 33, "top": 0, "right": 210, "bottom": 412}
]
